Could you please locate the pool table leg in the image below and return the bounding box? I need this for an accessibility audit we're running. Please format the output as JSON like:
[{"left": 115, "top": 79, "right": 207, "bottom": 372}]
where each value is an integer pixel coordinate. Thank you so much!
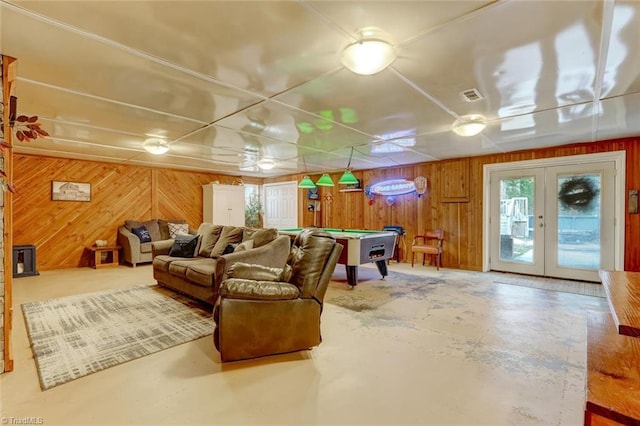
[
  {"left": 375, "top": 260, "right": 388, "bottom": 280},
  {"left": 346, "top": 266, "right": 358, "bottom": 287}
]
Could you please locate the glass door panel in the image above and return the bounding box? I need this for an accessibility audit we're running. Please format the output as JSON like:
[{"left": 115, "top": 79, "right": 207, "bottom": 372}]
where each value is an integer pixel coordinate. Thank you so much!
[
  {"left": 499, "top": 177, "right": 534, "bottom": 263},
  {"left": 490, "top": 169, "right": 545, "bottom": 276},
  {"left": 545, "top": 163, "right": 614, "bottom": 281},
  {"left": 556, "top": 173, "right": 601, "bottom": 269}
]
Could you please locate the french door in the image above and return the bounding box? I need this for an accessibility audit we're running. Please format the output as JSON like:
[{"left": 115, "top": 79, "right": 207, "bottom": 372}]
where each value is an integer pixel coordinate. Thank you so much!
[{"left": 488, "top": 160, "right": 617, "bottom": 282}]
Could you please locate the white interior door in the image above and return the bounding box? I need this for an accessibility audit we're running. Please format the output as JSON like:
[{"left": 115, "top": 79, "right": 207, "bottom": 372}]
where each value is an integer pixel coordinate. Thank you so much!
[
  {"left": 263, "top": 181, "right": 298, "bottom": 229},
  {"left": 488, "top": 156, "right": 620, "bottom": 282}
]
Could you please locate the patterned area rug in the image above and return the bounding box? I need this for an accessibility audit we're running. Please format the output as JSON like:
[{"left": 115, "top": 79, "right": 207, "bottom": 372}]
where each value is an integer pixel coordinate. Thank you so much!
[
  {"left": 325, "top": 266, "right": 604, "bottom": 312},
  {"left": 21, "top": 285, "right": 213, "bottom": 390}
]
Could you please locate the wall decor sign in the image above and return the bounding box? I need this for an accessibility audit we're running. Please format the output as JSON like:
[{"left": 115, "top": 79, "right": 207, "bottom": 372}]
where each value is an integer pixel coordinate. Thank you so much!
[
  {"left": 51, "top": 181, "right": 91, "bottom": 202},
  {"left": 369, "top": 178, "right": 416, "bottom": 196},
  {"left": 414, "top": 176, "right": 428, "bottom": 197}
]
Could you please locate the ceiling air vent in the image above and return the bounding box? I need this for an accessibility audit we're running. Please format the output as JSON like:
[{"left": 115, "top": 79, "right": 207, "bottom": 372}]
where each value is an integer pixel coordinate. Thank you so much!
[{"left": 460, "top": 88, "right": 484, "bottom": 102}]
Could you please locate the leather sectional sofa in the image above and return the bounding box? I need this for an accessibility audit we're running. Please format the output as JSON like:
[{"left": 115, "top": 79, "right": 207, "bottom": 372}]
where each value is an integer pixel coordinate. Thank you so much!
[{"left": 151, "top": 223, "right": 291, "bottom": 305}]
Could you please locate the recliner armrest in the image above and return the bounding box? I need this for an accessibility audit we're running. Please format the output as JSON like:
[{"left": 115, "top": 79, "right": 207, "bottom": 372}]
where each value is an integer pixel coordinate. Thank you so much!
[{"left": 220, "top": 279, "right": 300, "bottom": 301}]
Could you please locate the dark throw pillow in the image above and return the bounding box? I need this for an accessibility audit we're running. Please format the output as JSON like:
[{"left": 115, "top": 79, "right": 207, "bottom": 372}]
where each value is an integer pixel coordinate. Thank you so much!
[
  {"left": 222, "top": 244, "right": 238, "bottom": 255},
  {"left": 132, "top": 226, "right": 152, "bottom": 243},
  {"left": 168, "top": 234, "right": 199, "bottom": 258}
]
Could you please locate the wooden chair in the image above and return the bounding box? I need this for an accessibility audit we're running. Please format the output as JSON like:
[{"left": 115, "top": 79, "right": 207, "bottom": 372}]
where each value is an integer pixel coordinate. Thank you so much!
[{"left": 411, "top": 229, "right": 444, "bottom": 269}]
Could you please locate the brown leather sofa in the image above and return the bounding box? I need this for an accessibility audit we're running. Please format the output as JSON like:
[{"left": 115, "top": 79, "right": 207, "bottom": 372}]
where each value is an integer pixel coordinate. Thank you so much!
[
  {"left": 213, "top": 228, "right": 343, "bottom": 362},
  {"left": 152, "top": 224, "right": 291, "bottom": 305}
]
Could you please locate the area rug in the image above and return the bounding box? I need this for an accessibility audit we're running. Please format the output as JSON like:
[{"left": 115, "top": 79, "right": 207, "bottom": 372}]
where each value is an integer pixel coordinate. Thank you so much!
[
  {"left": 21, "top": 285, "right": 213, "bottom": 390},
  {"left": 325, "top": 267, "right": 604, "bottom": 312}
]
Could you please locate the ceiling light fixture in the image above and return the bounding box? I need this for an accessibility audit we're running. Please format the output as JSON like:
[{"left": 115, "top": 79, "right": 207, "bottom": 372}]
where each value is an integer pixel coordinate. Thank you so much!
[
  {"left": 451, "top": 114, "right": 488, "bottom": 137},
  {"left": 298, "top": 176, "right": 317, "bottom": 189},
  {"left": 315, "top": 173, "right": 335, "bottom": 187},
  {"left": 143, "top": 138, "right": 170, "bottom": 155},
  {"left": 256, "top": 158, "right": 276, "bottom": 170},
  {"left": 341, "top": 27, "right": 396, "bottom": 76},
  {"left": 338, "top": 147, "right": 359, "bottom": 185}
]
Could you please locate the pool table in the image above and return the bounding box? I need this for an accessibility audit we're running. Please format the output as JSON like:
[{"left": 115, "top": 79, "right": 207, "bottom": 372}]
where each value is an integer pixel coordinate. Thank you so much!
[{"left": 278, "top": 228, "right": 398, "bottom": 286}]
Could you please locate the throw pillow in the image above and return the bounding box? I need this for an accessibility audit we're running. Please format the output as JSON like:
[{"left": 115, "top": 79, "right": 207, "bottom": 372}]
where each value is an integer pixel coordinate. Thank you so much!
[
  {"left": 211, "top": 226, "right": 244, "bottom": 257},
  {"left": 168, "top": 234, "right": 200, "bottom": 258},
  {"left": 168, "top": 222, "right": 189, "bottom": 238},
  {"left": 234, "top": 239, "right": 254, "bottom": 252},
  {"left": 222, "top": 244, "right": 238, "bottom": 255},
  {"left": 131, "top": 226, "right": 152, "bottom": 243}
]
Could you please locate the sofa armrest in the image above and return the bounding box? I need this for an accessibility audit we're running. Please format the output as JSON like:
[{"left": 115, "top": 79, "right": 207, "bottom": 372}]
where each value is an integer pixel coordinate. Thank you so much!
[
  {"left": 152, "top": 239, "right": 174, "bottom": 257},
  {"left": 218, "top": 235, "right": 290, "bottom": 282},
  {"left": 220, "top": 279, "right": 299, "bottom": 301},
  {"left": 118, "top": 226, "right": 140, "bottom": 263}
]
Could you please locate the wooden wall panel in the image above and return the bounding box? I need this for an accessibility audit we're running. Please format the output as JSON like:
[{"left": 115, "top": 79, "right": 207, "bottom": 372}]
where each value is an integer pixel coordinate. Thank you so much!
[
  {"left": 440, "top": 158, "right": 469, "bottom": 202},
  {"left": 16, "top": 138, "right": 639, "bottom": 272},
  {"left": 13, "top": 155, "right": 238, "bottom": 270},
  {"left": 268, "top": 138, "right": 640, "bottom": 272}
]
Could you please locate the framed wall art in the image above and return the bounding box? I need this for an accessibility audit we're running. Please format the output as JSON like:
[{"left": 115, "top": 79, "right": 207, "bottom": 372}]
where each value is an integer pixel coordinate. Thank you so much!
[{"left": 51, "top": 181, "right": 91, "bottom": 202}]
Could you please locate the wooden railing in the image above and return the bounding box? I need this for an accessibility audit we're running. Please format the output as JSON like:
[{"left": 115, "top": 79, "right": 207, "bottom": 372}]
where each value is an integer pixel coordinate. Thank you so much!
[{"left": 584, "top": 271, "right": 640, "bottom": 425}]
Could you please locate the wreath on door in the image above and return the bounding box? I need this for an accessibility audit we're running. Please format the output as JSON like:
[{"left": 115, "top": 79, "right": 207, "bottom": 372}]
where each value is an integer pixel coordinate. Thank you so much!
[{"left": 558, "top": 177, "right": 599, "bottom": 210}]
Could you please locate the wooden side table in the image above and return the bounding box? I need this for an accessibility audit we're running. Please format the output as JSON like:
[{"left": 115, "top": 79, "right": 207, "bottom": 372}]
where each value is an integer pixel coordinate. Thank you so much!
[{"left": 88, "top": 245, "right": 121, "bottom": 269}]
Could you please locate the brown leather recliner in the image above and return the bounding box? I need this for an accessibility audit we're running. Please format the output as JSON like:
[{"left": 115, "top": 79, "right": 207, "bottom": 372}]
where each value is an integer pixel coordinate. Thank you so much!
[{"left": 213, "top": 228, "right": 343, "bottom": 362}]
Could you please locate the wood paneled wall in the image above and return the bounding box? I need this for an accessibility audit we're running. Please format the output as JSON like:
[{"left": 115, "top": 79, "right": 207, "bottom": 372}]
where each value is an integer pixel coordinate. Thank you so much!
[
  {"left": 267, "top": 137, "right": 640, "bottom": 272},
  {"left": 12, "top": 154, "right": 253, "bottom": 270},
  {"left": 13, "top": 137, "right": 640, "bottom": 272}
]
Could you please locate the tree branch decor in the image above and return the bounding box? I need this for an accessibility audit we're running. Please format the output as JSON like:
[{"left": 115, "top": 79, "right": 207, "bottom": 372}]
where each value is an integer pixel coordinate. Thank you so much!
[{"left": 0, "top": 113, "right": 49, "bottom": 192}]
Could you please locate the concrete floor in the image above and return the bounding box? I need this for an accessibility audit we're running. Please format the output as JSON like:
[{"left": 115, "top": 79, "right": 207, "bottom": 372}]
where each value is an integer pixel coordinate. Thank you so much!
[{"left": 1, "top": 263, "right": 608, "bottom": 426}]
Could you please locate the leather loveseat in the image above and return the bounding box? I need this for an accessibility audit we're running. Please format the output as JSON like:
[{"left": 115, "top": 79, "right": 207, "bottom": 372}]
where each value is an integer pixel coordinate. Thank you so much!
[{"left": 151, "top": 223, "right": 291, "bottom": 305}]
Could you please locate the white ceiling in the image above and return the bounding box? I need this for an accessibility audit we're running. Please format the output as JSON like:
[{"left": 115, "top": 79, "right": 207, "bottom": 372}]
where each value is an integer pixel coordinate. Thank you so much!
[{"left": 2, "top": 0, "right": 640, "bottom": 178}]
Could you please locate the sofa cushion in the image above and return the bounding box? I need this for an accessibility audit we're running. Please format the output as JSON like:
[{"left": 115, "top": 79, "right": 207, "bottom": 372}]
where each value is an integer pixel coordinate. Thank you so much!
[
  {"left": 197, "top": 224, "right": 224, "bottom": 257},
  {"left": 168, "top": 259, "right": 197, "bottom": 277},
  {"left": 288, "top": 230, "right": 337, "bottom": 298},
  {"left": 211, "top": 226, "right": 244, "bottom": 257},
  {"left": 132, "top": 226, "right": 152, "bottom": 243},
  {"left": 153, "top": 255, "right": 179, "bottom": 272},
  {"left": 242, "top": 228, "right": 278, "bottom": 248},
  {"left": 185, "top": 260, "right": 219, "bottom": 287},
  {"left": 124, "top": 220, "right": 142, "bottom": 232},
  {"left": 142, "top": 220, "right": 162, "bottom": 241},
  {"left": 168, "top": 234, "right": 199, "bottom": 258}
]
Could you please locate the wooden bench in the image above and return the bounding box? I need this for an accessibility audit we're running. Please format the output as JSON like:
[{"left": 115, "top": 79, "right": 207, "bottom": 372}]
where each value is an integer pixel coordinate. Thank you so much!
[{"left": 584, "top": 271, "right": 640, "bottom": 425}]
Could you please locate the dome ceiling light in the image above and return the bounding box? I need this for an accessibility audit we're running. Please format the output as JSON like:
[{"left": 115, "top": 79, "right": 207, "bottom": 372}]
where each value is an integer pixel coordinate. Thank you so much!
[
  {"left": 451, "top": 114, "right": 488, "bottom": 137},
  {"left": 256, "top": 158, "right": 276, "bottom": 170},
  {"left": 143, "top": 138, "right": 170, "bottom": 155},
  {"left": 341, "top": 27, "right": 396, "bottom": 76}
]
